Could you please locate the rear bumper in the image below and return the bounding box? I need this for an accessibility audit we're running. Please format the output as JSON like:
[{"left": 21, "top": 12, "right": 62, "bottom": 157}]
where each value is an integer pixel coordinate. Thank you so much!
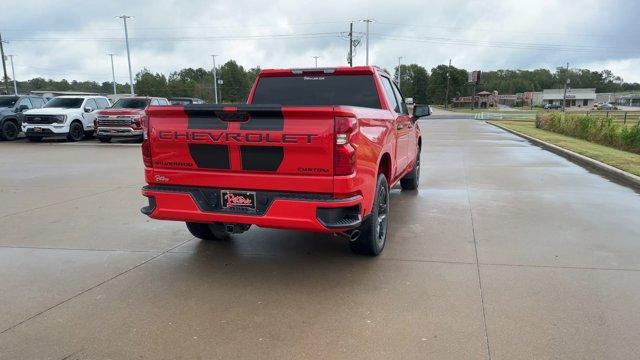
[
  {"left": 97, "top": 127, "right": 143, "bottom": 137},
  {"left": 141, "top": 185, "right": 363, "bottom": 232}
]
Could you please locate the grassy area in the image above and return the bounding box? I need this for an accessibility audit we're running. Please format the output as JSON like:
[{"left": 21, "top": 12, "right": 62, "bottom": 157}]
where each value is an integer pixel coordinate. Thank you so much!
[{"left": 490, "top": 120, "right": 640, "bottom": 177}]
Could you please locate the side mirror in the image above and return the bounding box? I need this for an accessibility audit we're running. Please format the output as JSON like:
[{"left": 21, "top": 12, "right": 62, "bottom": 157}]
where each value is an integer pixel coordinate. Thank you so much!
[
  {"left": 84, "top": 107, "right": 94, "bottom": 113},
  {"left": 17, "top": 105, "right": 29, "bottom": 112},
  {"left": 404, "top": 97, "right": 414, "bottom": 105},
  {"left": 412, "top": 104, "right": 431, "bottom": 119}
]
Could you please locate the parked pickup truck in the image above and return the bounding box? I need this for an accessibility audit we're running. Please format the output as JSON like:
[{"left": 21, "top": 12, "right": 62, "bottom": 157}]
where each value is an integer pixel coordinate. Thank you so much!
[
  {"left": 96, "top": 97, "right": 169, "bottom": 143},
  {"left": 141, "top": 66, "right": 430, "bottom": 255},
  {"left": 0, "top": 95, "right": 47, "bottom": 141},
  {"left": 22, "top": 95, "right": 111, "bottom": 142}
]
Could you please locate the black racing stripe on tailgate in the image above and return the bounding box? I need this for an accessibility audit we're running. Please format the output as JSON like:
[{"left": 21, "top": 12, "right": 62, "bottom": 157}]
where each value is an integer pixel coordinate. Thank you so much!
[
  {"left": 240, "top": 109, "right": 284, "bottom": 131},
  {"left": 189, "top": 144, "right": 230, "bottom": 169},
  {"left": 185, "top": 107, "right": 228, "bottom": 130},
  {"left": 240, "top": 146, "right": 283, "bottom": 171}
]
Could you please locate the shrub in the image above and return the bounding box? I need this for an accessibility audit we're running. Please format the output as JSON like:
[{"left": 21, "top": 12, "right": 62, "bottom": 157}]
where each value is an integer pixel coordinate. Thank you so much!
[{"left": 535, "top": 112, "right": 640, "bottom": 154}]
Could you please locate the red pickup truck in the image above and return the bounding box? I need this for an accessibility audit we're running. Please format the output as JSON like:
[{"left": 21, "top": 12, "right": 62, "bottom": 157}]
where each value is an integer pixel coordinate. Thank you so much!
[
  {"left": 96, "top": 97, "right": 169, "bottom": 142},
  {"left": 141, "top": 66, "right": 430, "bottom": 255}
]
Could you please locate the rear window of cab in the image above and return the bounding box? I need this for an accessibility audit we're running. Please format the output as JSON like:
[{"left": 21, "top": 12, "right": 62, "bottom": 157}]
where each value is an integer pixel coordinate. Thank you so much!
[{"left": 252, "top": 75, "right": 381, "bottom": 109}]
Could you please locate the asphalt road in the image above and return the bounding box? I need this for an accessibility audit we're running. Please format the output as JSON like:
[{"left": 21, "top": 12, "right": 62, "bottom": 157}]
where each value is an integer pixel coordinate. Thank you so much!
[{"left": 1, "top": 119, "right": 640, "bottom": 359}]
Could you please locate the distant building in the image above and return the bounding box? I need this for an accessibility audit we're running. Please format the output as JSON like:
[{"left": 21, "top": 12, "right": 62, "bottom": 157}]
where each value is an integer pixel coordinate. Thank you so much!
[
  {"left": 618, "top": 94, "right": 640, "bottom": 107},
  {"left": 497, "top": 94, "right": 518, "bottom": 107},
  {"left": 523, "top": 91, "right": 543, "bottom": 106},
  {"left": 452, "top": 91, "right": 500, "bottom": 108},
  {"left": 542, "top": 88, "right": 596, "bottom": 108}
]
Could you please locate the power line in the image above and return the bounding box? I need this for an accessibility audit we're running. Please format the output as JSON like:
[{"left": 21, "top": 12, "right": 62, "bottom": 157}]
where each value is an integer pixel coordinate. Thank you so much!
[
  {"left": 6, "top": 32, "right": 344, "bottom": 42},
  {"left": 371, "top": 33, "right": 640, "bottom": 54},
  {"left": 374, "top": 21, "right": 621, "bottom": 39}
]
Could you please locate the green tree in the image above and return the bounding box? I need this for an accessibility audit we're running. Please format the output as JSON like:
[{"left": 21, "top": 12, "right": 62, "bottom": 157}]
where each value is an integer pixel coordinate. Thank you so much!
[
  {"left": 393, "top": 64, "right": 429, "bottom": 104},
  {"left": 427, "top": 65, "right": 468, "bottom": 105},
  {"left": 218, "top": 60, "right": 251, "bottom": 103},
  {"left": 135, "top": 68, "right": 168, "bottom": 97}
]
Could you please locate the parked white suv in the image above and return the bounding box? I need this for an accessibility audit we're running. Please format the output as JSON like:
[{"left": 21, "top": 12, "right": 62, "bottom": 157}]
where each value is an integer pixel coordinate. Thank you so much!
[{"left": 22, "top": 95, "right": 111, "bottom": 142}]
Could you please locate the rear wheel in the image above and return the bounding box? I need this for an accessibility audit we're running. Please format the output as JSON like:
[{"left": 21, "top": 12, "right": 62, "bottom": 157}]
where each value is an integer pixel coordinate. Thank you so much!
[
  {"left": 349, "top": 173, "right": 389, "bottom": 256},
  {"left": 27, "top": 136, "right": 43, "bottom": 142},
  {"left": 400, "top": 146, "right": 420, "bottom": 190},
  {"left": 66, "top": 121, "right": 84, "bottom": 142},
  {"left": 186, "top": 222, "right": 228, "bottom": 241},
  {"left": 98, "top": 136, "right": 112, "bottom": 143},
  {"left": 1, "top": 121, "right": 19, "bottom": 141}
]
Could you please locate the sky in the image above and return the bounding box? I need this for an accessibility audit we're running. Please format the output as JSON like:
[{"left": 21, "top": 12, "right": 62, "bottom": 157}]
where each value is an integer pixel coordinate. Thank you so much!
[{"left": 2, "top": 0, "right": 639, "bottom": 84}]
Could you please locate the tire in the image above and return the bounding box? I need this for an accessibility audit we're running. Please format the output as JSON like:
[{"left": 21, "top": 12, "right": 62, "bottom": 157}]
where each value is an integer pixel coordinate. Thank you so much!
[
  {"left": 186, "top": 222, "right": 228, "bottom": 241},
  {"left": 66, "top": 121, "right": 84, "bottom": 142},
  {"left": 349, "top": 173, "right": 389, "bottom": 256},
  {"left": 400, "top": 146, "right": 421, "bottom": 190},
  {"left": 98, "top": 136, "right": 112, "bottom": 143},
  {"left": 27, "top": 136, "right": 43, "bottom": 142},
  {"left": 0, "top": 120, "right": 19, "bottom": 141}
]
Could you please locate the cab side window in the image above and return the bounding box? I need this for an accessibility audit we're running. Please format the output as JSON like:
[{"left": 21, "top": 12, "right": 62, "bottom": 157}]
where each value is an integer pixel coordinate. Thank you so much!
[
  {"left": 30, "top": 97, "right": 45, "bottom": 108},
  {"left": 96, "top": 98, "right": 111, "bottom": 109},
  {"left": 391, "top": 82, "right": 408, "bottom": 115},
  {"left": 380, "top": 77, "right": 400, "bottom": 113},
  {"left": 150, "top": 99, "right": 159, "bottom": 106},
  {"left": 84, "top": 99, "right": 98, "bottom": 111},
  {"left": 17, "top": 97, "right": 33, "bottom": 110},
  {"left": 158, "top": 99, "right": 169, "bottom": 105}
]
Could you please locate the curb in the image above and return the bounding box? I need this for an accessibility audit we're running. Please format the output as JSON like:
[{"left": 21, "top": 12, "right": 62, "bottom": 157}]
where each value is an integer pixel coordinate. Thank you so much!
[{"left": 487, "top": 121, "right": 640, "bottom": 191}]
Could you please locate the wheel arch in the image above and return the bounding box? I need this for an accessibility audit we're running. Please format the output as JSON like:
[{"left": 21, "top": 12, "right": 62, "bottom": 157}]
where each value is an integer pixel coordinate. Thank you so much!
[
  {"left": 377, "top": 152, "right": 392, "bottom": 183},
  {"left": 1, "top": 117, "right": 19, "bottom": 126}
]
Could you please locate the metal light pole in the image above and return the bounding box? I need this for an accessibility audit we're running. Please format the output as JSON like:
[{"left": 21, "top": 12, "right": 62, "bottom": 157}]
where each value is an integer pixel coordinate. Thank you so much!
[
  {"left": 116, "top": 15, "right": 135, "bottom": 95},
  {"left": 7, "top": 55, "right": 17, "bottom": 95},
  {"left": 562, "top": 62, "right": 569, "bottom": 112},
  {"left": 313, "top": 56, "right": 320, "bottom": 68},
  {"left": 359, "top": 19, "right": 375, "bottom": 65},
  {"left": 210, "top": 54, "right": 218, "bottom": 104},
  {"left": 0, "top": 33, "right": 9, "bottom": 94},
  {"left": 108, "top": 54, "right": 116, "bottom": 95},
  {"left": 348, "top": 22, "right": 353, "bottom": 67},
  {"left": 397, "top": 56, "right": 403, "bottom": 90}
]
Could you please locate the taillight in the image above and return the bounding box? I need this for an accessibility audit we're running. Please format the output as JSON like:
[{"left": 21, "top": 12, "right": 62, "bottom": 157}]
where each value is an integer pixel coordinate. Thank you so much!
[
  {"left": 142, "top": 139, "right": 152, "bottom": 167},
  {"left": 141, "top": 116, "right": 152, "bottom": 167},
  {"left": 334, "top": 116, "right": 358, "bottom": 176}
]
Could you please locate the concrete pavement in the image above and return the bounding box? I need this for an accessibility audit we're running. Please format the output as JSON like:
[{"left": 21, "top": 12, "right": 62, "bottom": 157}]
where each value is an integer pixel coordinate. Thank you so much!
[{"left": 1, "top": 119, "right": 639, "bottom": 359}]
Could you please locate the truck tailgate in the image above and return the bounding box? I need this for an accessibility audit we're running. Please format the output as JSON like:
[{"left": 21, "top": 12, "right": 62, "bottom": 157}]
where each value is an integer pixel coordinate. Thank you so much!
[{"left": 146, "top": 105, "right": 335, "bottom": 193}]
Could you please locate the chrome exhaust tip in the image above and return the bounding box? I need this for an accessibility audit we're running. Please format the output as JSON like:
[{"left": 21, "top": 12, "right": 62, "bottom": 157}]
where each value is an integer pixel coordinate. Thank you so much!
[{"left": 335, "top": 229, "right": 361, "bottom": 242}]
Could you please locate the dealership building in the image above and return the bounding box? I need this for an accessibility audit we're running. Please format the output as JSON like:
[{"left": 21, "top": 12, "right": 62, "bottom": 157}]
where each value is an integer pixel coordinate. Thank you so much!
[{"left": 541, "top": 88, "right": 596, "bottom": 108}]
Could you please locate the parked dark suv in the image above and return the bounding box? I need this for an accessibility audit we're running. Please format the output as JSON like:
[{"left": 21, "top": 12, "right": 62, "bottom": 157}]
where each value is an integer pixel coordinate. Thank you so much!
[{"left": 0, "top": 95, "right": 47, "bottom": 141}]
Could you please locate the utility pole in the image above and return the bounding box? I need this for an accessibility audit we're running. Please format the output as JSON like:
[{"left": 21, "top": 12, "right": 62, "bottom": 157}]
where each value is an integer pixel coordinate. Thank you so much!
[
  {"left": 210, "top": 54, "right": 218, "bottom": 104},
  {"left": 313, "top": 56, "right": 320, "bottom": 68},
  {"left": 348, "top": 22, "right": 353, "bottom": 67},
  {"left": 562, "top": 62, "right": 569, "bottom": 112},
  {"left": 445, "top": 59, "right": 451, "bottom": 109},
  {"left": 8, "top": 55, "right": 17, "bottom": 95},
  {"left": 116, "top": 15, "right": 135, "bottom": 95},
  {"left": 0, "top": 33, "right": 9, "bottom": 94},
  {"left": 359, "top": 19, "right": 375, "bottom": 65},
  {"left": 108, "top": 54, "right": 117, "bottom": 95},
  {"left": 397, "top": 56, "right": 403, "bottom": 91}
]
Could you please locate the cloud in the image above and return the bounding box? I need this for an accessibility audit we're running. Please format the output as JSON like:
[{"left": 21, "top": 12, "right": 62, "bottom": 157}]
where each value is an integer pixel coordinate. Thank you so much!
[{"left": 2, "top": 0, "right": 639, "bottom": 83}]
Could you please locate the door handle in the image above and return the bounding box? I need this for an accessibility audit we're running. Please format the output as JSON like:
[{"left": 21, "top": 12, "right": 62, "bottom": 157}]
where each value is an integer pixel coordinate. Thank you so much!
[{"left": 396, "top": 124, "right": 404, "bottom": 130}]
